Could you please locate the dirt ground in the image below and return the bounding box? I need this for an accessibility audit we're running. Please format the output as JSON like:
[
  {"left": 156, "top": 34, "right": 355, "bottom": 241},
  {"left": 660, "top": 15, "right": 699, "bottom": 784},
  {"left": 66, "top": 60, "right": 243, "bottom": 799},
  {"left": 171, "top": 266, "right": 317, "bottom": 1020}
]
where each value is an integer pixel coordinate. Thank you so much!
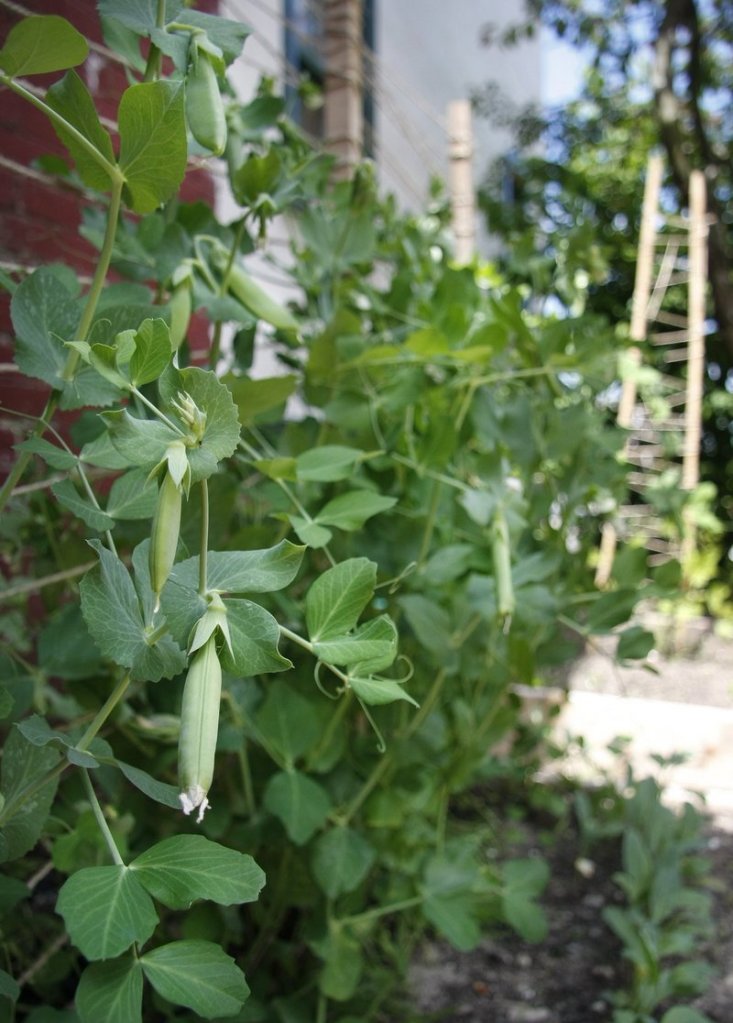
[{"left": 408, "top": 629, "right": 733, "bottom": 1022}]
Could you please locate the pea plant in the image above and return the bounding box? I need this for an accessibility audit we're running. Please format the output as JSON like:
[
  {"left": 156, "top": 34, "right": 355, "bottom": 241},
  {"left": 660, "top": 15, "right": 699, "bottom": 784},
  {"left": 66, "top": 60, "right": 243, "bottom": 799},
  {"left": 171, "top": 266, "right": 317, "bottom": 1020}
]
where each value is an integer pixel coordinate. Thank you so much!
[{"left": 0, "top": 5, "right": 680, "bottom": 1022}]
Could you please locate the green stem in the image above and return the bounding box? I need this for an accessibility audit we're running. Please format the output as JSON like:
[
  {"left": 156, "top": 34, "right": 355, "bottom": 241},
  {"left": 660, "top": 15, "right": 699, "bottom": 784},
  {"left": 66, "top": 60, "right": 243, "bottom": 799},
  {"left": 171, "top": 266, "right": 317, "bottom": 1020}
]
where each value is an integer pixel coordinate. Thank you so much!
[
  {"left": 130, "top": 386, "right": 185, "bottom": 435},
  {"left": 77, "top": 673, "right": 132, "bottom": 751},
  {"left": 306, "top": 691, "right": 352, "bottom": 771},
  {"left": 237, "top": 741, "right": 255, "bottom": 816},
  {"left": 402, "top": 668, "right": 446, "bottom": 741},
  {"left": 145, "top": 622, "right": 169, "bottom": 646},
  {"left": 199, "top": 479, "right": 209, "bottom": 594},
  {"left": 279, "top": 625, "right": 350, "bottom": 686},
  {"left": 210, "top": 220, "right": 246, "bottom": 368},
  {"left": 143, "top": 0, "right": 168, "bottom": 81},
  {"left": 338, "top": 895, "right": 423, "bottom": 928},
  {"left": 0, "top": 75, "right": 121, "bottom": 183},
  {"left": 316, "top": 992, "right": 328, "bottom": 1023},
  {"left": 417, "top": 479, "right": 442, "bottom": 567},
  {"left": 341, "top": 753, "right": 391, "bottom": 826},
  {"left": 0, "top": 176, "right": 124, "bottom": 514},
  {"left": 81, "top": 769, "right": 124, "bottom": 867}
]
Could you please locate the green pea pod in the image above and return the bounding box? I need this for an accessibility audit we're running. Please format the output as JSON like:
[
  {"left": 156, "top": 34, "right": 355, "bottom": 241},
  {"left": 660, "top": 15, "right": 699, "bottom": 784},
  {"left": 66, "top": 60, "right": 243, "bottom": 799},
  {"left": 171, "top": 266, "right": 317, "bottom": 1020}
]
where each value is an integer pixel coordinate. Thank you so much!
[
  {"left": 178, "top": 634, "right": 222, "bottom": 823},
  {"left": 225, "top": 262, "right": 300, "bottom": 333},
  {"left": 492, "top": 507, "right": 515, "bottom": 621},
  {"left": 168, "top": 279, "right": 192, "bottom": 351},
  {"left": 149, "top": 469, "right": 182, "bottom": 610},
  {"left": 186, "top": 49, "right": 227, "bottom": 156}
]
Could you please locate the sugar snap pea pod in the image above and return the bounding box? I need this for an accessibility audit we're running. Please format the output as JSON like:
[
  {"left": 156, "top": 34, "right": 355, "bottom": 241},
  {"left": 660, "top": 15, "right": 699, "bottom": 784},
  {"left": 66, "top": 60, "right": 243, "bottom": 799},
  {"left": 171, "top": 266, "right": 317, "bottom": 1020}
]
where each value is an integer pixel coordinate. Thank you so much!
[
  {"left": 178, "top": 634, "right": 222, "bottom": 823},
  {"left": 149, "top": 468, "right": 183, "bottom": 611},
  {"left": 168, "top": 265, "right": 193, "bottom": 351},
  {"left": 224, "top": 261, "right": 299, "bottom": 333},
  {"left": 186, "top": 48, "right": 227, "bottom": 156},
  {"left": 492, "top": 506, "right": 515, "bottom": 621}
]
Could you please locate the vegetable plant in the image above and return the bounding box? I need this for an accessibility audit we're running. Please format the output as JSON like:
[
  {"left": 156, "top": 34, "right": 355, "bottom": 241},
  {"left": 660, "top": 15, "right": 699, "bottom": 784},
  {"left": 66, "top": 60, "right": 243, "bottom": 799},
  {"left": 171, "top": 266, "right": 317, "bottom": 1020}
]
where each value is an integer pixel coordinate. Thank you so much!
[{"left": 0, "top": 4, "right": 685, "bottom": 1021}]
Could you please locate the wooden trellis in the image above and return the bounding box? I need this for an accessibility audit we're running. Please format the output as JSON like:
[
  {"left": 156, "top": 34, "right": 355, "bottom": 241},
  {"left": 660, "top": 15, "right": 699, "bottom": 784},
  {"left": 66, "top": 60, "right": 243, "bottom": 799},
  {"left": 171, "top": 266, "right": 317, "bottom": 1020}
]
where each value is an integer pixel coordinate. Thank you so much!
[{"left": 595, "top": 154, "right": 709, "bottom": 585}]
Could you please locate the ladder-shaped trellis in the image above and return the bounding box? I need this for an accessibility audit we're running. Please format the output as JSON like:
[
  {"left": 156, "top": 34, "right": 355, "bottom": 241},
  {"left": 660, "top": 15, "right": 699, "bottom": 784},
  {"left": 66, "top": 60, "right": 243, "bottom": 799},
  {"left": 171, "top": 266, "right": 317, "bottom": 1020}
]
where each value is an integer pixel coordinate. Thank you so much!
[{"left": 596, "top": 154, "right": 709, "bottom": 584}]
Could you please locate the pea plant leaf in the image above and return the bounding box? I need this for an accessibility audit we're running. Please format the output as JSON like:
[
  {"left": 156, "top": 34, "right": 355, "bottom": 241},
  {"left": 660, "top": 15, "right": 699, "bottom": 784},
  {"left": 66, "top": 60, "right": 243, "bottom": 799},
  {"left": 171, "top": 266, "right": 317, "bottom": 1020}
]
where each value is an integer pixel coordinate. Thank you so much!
[
  {"left": 16, "top": 436, "right": 78, "bottom": 471},
  {"left": 97, "top": 0, "right": 183, "bottom": 34},
  {"left": 118, "top": 81, "right": 187, "bottom": 214},
  {"left": 51, "top": 479, "right": 116, "bottom": 533},
  {"left": 255, "top": 680, "right": 321, "bottom": 763},
  {"left": 168, "top": 540, "right": 304, "bottom": 595},
  {"left": 80, "top": 540, "right": 186, "bottom": 682},
  {"left": 0, "top": 727, "right": 61, "bottom": 863},
  {"left": 129, "top": 318, "right": 172, "bottom": 386},
  {"left": 130, "top": 835, "right": 265, "bottom": 909},
  {"left": 305, "top": 558, "right": 377, "bottom": 642},
  {"left": 17, "top": 715, "right": 99, "bottom": 769},
  {"left": 221, "top": 599, "right": 292, "bottom": 677},
  {"left": 349, "top": 676, "right": 419, "bottom": 708},
  {"left": 295, "top": 445, "right": 367, "bottom": 482},
  {"left": 159, "top": 366, "right": 241, "bottom": 481},
  {"left": 140, "top": 941, "right": 249, "bottom": 1019},
  {"left": 105, "top": 469, "right": 158, "bottom": 521},
  {"left": 0, "top": 15, "right": 88, "bottom": 77},
  {"left": 11, "top": 268, "right": 80, "bottom": 389},
  {"left": 76, "top": 955, "right": 143, "bottom": 1023},
  {"left": 46, "top": 70, "right": 115, "bottom": 190},
  {"left": 226, "top": 373, "right": 298, "bottom": 424},
  {"left": 316, "top": 491, "right": 397, "bottom": 531},
  {"left": 317, "top": 926, "right": 363, "bottom": 1002},
  {"left": 112, "top": 760, "right": 181, "bottom": 809},
  {"left": 0, "top": 968, "right": 19, "bottom": 1004},
  {"left": 263, "top": 770, "right": 332, "bottom": 845},
  {"left": 310, "top": 827, "right": 375, "bottom": 900},
  {"left": 56, "top": 866, "right": 158, "bottom": 960},
  {"left": 100, "top": 409, "right": 180, "bottom": 471},
  {"left": 312, "top": 614, "right": 397, "bottom": 670}
]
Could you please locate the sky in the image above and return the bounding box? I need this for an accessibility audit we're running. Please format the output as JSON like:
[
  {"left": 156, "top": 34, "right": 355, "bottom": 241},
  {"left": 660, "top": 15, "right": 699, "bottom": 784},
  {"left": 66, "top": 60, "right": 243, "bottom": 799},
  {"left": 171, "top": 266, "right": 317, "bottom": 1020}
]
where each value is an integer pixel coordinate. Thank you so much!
[{"left": 541, "top": 28, "right": 588, "bottom": 106}]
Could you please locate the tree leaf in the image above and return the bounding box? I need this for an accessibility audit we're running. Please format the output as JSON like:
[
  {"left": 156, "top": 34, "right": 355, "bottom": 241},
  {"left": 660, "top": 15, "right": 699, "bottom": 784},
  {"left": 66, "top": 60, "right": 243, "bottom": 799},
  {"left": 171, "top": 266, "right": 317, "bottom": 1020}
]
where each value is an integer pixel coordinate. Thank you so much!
[
  {"left": 310, "top": 827, "right": 375, "bottom": 899},
  {"left": 0, "top": 15, "right": 88, "bottom": 77},
  {"left": 52, "top": 479, "right": 115, "bottom": 532},
  {"left": 56, "top": 866, "right": 158, "bottom": 960},
  {"left": 76, "top": 955, "right": 143, "bottom": 1023},
  {"left": 316, "top": 491, "right": 397, "bottom": 531},
  {"left": 118, "top": 82, "right": 187, "bottom": 214},
  {"left": 263, "top": 770, "right": 331, "bottom": 845},
  {"left": 80, "top": 540, "right": 186, "bottom": 682},
  {"left": 46, "top": 70, "right": 115, "bottom": 190},
  {"left": 131, "top": 835, "right": 265, "bottom": 910},
  {"left": 312, "top": 615, "right": 397, "bottom": 670},
  {"left": 168, "top": 540, "right": 304, "bottom": 595},
  {"left": 0, "top": 727, "right": 60, "bottom": 863},
  {"left": 305, "top": 558, "right": 376, "bottom": 642},
  {"left": 220, "top": 599, "right": 292, "bottom": 677},
  {"left": 141, "top": 940, "right": 249, "bottom": 1019}
]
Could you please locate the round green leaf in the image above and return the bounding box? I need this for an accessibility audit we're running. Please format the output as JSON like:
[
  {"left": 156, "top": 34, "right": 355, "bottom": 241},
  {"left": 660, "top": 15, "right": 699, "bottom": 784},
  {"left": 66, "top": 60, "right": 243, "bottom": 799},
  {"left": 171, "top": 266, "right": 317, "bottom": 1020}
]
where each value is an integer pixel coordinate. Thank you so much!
[
  {"left": 56, "top": 866, "right": 158, "bottom": 960},
  {"left": 141, "top": 940, "right": 249, "bottom": 1019}
]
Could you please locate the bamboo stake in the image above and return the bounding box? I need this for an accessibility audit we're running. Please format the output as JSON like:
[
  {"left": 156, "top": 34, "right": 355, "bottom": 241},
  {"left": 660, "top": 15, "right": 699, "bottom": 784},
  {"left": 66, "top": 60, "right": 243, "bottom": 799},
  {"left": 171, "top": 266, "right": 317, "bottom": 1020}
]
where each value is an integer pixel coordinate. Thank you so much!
[
  {"left": 447, "top": 99, "right": 475, "bottom": 264},
  {"left": 680, "top": 170, "right": 708, "bottom": 570},
  {"left": 323, "top": 0, "right": 363, "bottom": 179},
  {"left": 596, "top": 154, "right": 663, "bottom": 585}
]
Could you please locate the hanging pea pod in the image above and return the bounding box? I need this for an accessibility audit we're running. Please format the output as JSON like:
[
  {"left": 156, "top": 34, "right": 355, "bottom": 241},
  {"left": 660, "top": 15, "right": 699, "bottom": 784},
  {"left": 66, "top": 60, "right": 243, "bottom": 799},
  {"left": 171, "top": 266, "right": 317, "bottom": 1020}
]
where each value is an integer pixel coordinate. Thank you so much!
[
  {"left": 148, "top": 440, "right": 190, "bottom": 611},
  {"left": 186, "top": 42, "right": 227, "bottom": 156},
  {"left": 168, "top": 263, "right": 194, "bottom": 351},
  {"left": 178, "top": 633, "right": 222, "bottom": 823},
  {"left": 221, "top": 259, "right": 300, "bottom": 333},
  {"left": 492, "top": 505, "right": 515, "bottom": 625}
]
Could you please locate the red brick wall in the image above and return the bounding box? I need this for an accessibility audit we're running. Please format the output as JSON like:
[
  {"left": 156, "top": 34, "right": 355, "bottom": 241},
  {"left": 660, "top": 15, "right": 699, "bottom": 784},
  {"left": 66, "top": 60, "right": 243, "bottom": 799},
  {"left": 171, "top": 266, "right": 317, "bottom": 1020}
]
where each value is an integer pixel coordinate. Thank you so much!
[{"left": 0, "top": 2, "right": 217, "bottom": 477}]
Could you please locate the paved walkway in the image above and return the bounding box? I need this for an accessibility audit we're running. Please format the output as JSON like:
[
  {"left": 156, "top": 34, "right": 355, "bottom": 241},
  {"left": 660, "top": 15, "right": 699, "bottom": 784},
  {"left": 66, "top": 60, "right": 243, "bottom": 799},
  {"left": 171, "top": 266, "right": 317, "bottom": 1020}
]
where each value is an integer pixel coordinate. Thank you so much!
[{"left": 549, "top": 629, "right": 733, "bottom": 828}]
